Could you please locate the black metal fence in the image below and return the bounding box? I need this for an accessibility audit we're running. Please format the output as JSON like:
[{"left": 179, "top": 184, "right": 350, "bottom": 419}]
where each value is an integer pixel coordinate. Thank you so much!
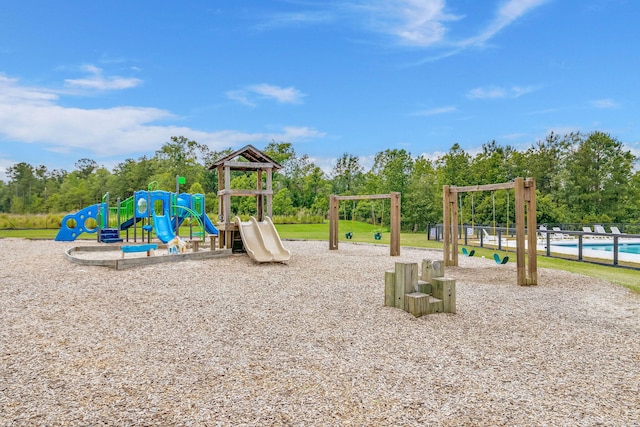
[{"left": 427, "top": 223, "right": 640, "bottom": 270}]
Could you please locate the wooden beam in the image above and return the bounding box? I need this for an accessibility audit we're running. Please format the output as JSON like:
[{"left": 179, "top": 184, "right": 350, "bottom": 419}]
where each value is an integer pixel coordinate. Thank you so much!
[
  {"left": 217, "top": 189, "right": 274, "bottom": 197},
  {"left": 221, "top": 161, "right": 274, "bottom": 170},
  {"left": 333, "top": 194, "right": 392, "bottom": 201},
  {"left": 448, "top": 182, "right": 516, "bottom": 193}
]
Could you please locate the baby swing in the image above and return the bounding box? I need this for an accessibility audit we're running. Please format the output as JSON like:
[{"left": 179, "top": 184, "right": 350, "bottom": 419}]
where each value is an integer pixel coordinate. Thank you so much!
[{"left": 345, "top": 200, "right": 354, "bottom": 239}]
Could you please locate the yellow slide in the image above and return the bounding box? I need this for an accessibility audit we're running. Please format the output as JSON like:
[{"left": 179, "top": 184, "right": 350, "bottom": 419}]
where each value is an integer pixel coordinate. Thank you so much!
[{"left": 234, "top": 216, "right": 291, "bottom": 263}]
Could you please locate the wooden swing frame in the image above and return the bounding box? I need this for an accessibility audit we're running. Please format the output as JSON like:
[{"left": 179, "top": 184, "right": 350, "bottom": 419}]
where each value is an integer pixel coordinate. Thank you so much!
[
  {"left": 329, "top": 192, "right": 401, "bottom": 256},
  {"left": 443, "top": 178, "right": 537, "bottom": 286}
]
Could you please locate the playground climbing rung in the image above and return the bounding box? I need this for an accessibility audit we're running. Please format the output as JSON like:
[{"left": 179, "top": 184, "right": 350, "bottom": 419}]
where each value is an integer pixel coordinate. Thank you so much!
[{"left": 121, "top": 244, "right": 158, "bottom": 258}]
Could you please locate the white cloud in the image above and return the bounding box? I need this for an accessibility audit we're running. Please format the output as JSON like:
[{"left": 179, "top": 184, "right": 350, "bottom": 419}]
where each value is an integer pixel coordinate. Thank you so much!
[
  {"left": 257, "top": 11, "right": 335, "bottom": 30},
  {"left": 0, "top": 74, "right": 324, "bottom": 165},
  {"left": 250, "top": 84, "right": 305, "bottom": 103},
  {"left": 228, "top": 83, "right": 306, "bottom": 106},
  {"left": 64, "top": 64, "right": 142, "bottom": 91},
  {"left": 413, "top": 106, "right": 456, "bottom": 116},
  {"left": 358, "top": 0, "right": 460, "bottom": 47},
  {"left": 467, "top": 84, "right": 538, "bottom": 99},
  {"left": 460, "top": 0, "right": 550, "bottom": 47},
  {"left": 590, "top": 98, "right": 619, "bottom": 109},
  {"left": 390, "top": 0, "right": 460, "bottom": 46}
]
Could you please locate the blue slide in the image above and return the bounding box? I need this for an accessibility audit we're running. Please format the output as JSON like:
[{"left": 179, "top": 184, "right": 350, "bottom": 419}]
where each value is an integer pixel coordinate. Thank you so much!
[
  {"left": 152, "top": 212, "right": 177, "bottom": 244},
  {"left": 202, "top": 213, "right": 219, "bottom": 235}
]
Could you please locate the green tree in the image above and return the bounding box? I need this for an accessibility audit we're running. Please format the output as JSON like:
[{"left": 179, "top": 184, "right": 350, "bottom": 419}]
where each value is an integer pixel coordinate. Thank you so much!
[
  {"left": 563, "top": 131, "right": 636, "bottom": 222},
  {"left": 371, "top": 149, "right": 414, "bottom": 195},
  {"left": 301, "top": 166, "right": 330, "bottom": 214},
  {"left": 331, "top": 153, "right": 364, "bottom": 194},
  {"left": 6, "top": 162, "right": 38, "bottom": 213},
  {"left": 273, "top": 188, "right": 296, "bottom": 216},
  {"left": 154, "top": 136, "right": 208, "bottom": 190},
  {"left": 404, "top": 156, "right": 439, "bottom": 231},
  {"left": 436, "top": 144, "right": 471, "bottom": 187}
]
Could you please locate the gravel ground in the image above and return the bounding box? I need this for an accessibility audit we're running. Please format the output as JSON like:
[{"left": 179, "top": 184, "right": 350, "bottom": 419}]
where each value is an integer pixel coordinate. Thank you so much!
[{"left": 1, "top": 238, "right": 639, "bottom": 426}]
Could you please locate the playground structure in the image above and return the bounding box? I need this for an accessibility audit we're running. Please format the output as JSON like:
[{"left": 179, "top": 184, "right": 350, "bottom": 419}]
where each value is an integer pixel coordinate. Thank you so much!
[
  {"left": 384, "top": 259, "right": 456, "bottom": 318},
  {"left": 329, "top": 192, "right": 401, "bottom": 256},
  {"left": 443, "top": 178, "right": 538, "bottom": 286},
  {"left": 55, "top": 186, "right": 219, "bottom": 246},
  {"left": 209, "top": 145, "right": 291, "bottom": 263}
]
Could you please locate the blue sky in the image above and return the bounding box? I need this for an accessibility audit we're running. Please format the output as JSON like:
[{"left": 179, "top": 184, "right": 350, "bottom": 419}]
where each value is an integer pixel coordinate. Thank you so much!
[{"left": 1, "top": 0, "right": 639, "bottom": 181}]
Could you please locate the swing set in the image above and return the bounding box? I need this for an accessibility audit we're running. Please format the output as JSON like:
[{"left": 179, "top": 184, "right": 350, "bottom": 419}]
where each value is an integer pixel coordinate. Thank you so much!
[
  {"left": 329, "top": 192, "right": 401, "bottom": 256},
  {"left": 443, "top": 178, "right": 537, "bottom": 286},
  {"left": 344, "top": 199, "right": 385, "bottom": 240},
  {"left": 460, "top": 192, "right": 511, "bottom": 263}
]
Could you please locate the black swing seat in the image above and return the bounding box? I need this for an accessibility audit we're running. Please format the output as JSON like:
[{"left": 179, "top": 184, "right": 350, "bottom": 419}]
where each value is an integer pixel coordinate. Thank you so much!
[{"left": 462, "top": 247, "right": 475, "bottom": 257}]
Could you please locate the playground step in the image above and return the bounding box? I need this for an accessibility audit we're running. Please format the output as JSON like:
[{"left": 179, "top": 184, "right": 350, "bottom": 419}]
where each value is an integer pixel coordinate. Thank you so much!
[
  {"left": 101, "top": 237, "right": 124, "bottom": 243},
  {"left": 404, "top": 292, "right": 443, "bottom": 317},
  {"left": 427, "top": 295, "right": 444, "bottom": 314},
  {"left": 99, "top": 228, "right": 123, "bottom": 243},
  {"left": 417, "top": 280, "right": 431, "bottom": 294}
]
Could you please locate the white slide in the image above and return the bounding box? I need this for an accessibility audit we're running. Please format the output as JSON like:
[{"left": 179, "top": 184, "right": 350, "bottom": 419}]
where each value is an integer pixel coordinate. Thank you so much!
[{"left": 234, "top": 216, "right": 291, "bottom": 263}]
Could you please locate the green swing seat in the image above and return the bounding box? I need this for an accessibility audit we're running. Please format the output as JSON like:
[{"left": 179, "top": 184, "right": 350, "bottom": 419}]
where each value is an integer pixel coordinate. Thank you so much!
[
  {"left": 462, "top": 247, "right": 475, "bottom": 257},
  {"left": 493, "top": 253, "right": 509, "bottom": 264}
]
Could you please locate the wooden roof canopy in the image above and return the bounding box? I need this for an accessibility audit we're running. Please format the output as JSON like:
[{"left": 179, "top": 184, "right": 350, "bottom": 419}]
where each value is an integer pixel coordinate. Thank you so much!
[{"left": 208, "top": 144, "right": 283, "bottom": 172}]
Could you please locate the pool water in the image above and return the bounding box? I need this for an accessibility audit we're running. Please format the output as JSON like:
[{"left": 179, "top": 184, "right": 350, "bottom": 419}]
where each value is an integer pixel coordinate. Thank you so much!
[{"left": 552, "top": 242, "right": 640, "bottom": 255}]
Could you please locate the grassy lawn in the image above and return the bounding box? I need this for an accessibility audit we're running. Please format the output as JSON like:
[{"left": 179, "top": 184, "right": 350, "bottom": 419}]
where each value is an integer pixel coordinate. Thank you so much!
[
  {"left": 275, "top": 221, "right": 640, "bottom": 294},
  {"left": 2, "top": 221, "right": 638, "bottom": 293}
]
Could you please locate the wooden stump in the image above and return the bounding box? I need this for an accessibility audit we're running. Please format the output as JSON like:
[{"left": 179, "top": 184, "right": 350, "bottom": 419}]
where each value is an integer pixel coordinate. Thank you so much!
[
  {"left": 432, "top": 277, "right": 456, "bottom": 313},
  {"left": 384, "top": 270, "right": 395, "bottom": 307},
  {"left": 394, "top": 262, "right": 418, "bottom": 310},
  {"left": 405, "top": 292, "right": 430, "bottom": 317},
  {"left": 421, "top": 259, "right": 444, "bottom": 283}
]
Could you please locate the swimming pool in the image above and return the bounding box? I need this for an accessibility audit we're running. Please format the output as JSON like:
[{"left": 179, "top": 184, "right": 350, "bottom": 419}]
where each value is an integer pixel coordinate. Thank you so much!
[{"left": 551, "top": 242, "right": 640, "bottom": 255}]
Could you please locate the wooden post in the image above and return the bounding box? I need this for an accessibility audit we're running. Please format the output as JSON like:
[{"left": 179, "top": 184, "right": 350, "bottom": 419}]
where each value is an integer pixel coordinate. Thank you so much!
[
  {"left": 394, "top": 262, "right": 417, "bottom": 310},
  {"left": 256, "top": 170, "right": 263, "bottom": 221},
  {"left": 266, "top": 168, "right": 273, "bottom": 218},
  {"left": 390, "top": 192, "right": 401, "bottom": 256},
  {"left": 384, "top": 270, "right": 395, "bottom": 306},
  {"left": 224, "top": 166, "right": 233, "bottom": 249},
  {"left": 515, "top": 178, "right": 526, "bottom": 286},
  {"left": 329, "top": 195, "right": 339, "bottom": 250},
  {"left": 451, "top": 192, "right": 459, "bottom": 266},
  {"left": 443, "top": 185, "right": 451, "bottom": 266},
  {"left": 525, "top": 178, "right": 538, "bottom": 285},
  {"left": 217, "top": 165, "right": 224, "bottom": 223},
  {"left": 443, "top": 186, "right": 458, "bottom": 266}
]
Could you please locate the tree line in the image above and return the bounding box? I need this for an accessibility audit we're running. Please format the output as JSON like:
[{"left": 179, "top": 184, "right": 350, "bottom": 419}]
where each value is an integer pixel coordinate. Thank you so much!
[{"left": 1, "top": 131, "right": 638, "bottom": 231}]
